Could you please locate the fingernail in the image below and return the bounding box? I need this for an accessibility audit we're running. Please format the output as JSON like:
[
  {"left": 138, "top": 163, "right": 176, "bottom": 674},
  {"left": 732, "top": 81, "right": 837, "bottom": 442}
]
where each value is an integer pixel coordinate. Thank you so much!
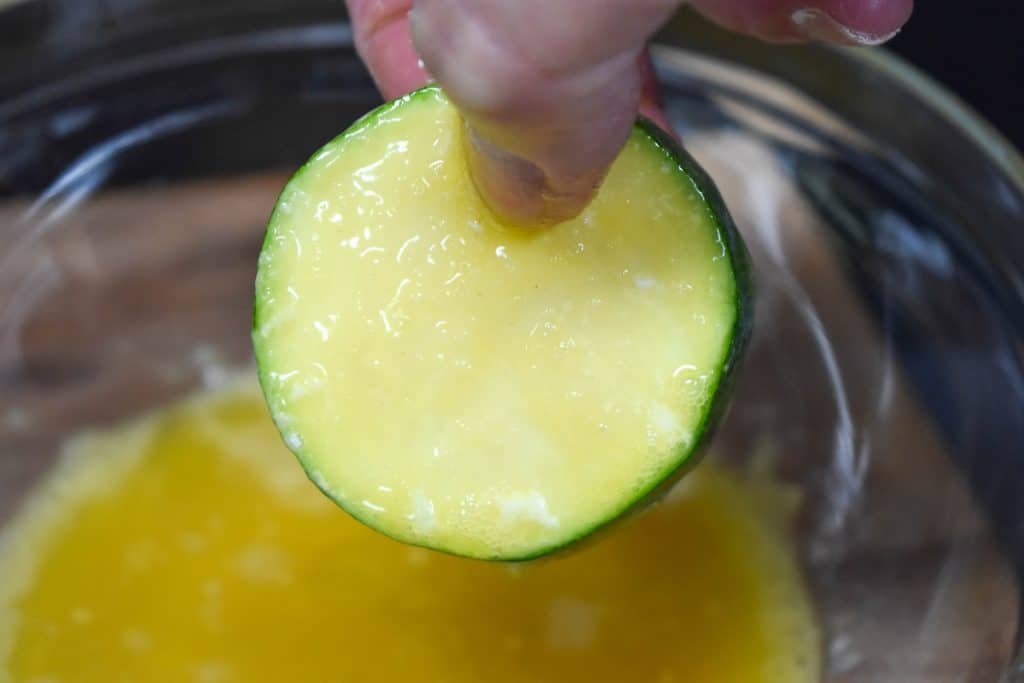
[
  {"left": 464, "top": 123, "right": 591, "bottom": 227},
  {"left": 790, "top": 8, "right": 900, "bottom": 46}
]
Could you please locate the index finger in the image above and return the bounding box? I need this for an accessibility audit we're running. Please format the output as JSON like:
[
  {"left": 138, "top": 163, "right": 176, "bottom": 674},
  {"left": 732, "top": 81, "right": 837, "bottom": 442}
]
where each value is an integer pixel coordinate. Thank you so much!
[{"left": 346, "top": 0, "right": 431, "bottom": 99}]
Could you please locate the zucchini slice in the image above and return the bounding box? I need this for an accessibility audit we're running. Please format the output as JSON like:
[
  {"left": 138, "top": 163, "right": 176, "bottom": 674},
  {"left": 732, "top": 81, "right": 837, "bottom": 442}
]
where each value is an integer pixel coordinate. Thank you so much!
[{"left": 253, "top": 87, "right": 751, "bottom": 560}]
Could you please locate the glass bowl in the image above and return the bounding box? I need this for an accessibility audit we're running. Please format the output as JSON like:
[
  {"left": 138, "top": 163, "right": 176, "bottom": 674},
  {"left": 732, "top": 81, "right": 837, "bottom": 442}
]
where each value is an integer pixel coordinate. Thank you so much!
[{"left": 1, "top": 2, "right": 1022, "bottom": 680}]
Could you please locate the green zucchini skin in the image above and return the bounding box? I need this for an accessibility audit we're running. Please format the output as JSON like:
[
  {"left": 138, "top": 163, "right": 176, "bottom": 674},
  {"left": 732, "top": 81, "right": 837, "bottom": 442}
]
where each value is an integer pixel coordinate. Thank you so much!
[{"left": 252, "top": 87, "right": 754, "bottom": 561}]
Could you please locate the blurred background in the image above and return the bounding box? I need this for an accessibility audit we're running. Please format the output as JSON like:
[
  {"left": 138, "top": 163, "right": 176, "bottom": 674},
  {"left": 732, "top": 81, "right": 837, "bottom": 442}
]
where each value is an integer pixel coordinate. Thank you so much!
[{"left": 0, "top": 0, "right": 1022, "bottom": 148}]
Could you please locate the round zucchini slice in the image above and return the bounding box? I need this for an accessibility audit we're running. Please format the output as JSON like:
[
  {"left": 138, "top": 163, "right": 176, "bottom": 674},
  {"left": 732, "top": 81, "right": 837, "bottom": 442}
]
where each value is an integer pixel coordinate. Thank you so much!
[{"left": 253, "top": 86, "right": 751, "bottom": 560}]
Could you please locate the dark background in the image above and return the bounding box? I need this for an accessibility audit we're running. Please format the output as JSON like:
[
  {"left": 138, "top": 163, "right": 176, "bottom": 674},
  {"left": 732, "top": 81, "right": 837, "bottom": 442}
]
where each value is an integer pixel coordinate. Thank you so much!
[{"left": 888, "top": 0, "right": 1023, "bottom": 148}]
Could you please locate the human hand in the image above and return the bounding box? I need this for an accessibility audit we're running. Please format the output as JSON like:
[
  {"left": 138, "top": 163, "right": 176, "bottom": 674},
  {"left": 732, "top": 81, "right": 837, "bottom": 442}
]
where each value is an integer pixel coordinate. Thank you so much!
[{"left": 347, "top": 0, "right": 912, "bottom": 224}]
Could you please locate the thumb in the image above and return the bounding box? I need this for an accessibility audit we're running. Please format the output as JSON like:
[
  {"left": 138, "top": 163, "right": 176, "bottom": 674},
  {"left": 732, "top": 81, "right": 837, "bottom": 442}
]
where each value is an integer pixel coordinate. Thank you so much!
[{"left": 410, "top": 0, "right": 680, "bottom": 225}]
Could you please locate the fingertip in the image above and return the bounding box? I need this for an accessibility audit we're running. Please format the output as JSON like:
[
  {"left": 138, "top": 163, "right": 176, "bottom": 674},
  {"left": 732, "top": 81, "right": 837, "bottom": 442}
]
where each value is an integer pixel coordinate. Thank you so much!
[
  {"left": 347, "top": 0, "right": 430, "bottom": 99},
  {"left": 464, "top": 124, "right": 596, "bottom": 227},
  {"left": 688, "top": 0, "right": 913, "bottom": 45},
  {"left": 789, "top": 2, "right": 910, "bottom": 46},
  {"left": 816, "top": 0, "right": 913, "bottom": 40}
]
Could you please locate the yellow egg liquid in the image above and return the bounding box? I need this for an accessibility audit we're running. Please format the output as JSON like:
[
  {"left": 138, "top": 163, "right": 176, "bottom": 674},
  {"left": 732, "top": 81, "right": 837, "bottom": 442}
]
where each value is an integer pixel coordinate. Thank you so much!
[{"left": 0, "top": 383, "right": 819, "bottom": 682}]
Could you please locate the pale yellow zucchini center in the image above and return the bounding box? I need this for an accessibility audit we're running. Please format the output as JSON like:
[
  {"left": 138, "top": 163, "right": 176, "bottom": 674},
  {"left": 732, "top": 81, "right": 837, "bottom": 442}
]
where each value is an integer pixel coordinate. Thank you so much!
[{"left": 255, "top": 91, "right": 736, "bottom": 557}]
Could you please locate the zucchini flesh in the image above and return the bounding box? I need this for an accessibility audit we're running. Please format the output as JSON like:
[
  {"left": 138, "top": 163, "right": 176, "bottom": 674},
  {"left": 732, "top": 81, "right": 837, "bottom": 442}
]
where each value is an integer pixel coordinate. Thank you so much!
[{"left": 253, "top": 87, "right": 751, "bottom": 560}]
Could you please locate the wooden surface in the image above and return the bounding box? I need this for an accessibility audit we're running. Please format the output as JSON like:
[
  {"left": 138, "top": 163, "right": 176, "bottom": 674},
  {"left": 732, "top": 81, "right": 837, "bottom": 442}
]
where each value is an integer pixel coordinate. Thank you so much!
[{"left": 0, "top": 169, "right": 1018, "bottom": 680}]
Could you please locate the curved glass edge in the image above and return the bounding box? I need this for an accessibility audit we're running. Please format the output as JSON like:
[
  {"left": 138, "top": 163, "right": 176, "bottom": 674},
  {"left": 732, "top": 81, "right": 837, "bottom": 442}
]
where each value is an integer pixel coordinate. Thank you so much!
[{"left": 848, "top": 45, "right": 1024, "bottom": 194}]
